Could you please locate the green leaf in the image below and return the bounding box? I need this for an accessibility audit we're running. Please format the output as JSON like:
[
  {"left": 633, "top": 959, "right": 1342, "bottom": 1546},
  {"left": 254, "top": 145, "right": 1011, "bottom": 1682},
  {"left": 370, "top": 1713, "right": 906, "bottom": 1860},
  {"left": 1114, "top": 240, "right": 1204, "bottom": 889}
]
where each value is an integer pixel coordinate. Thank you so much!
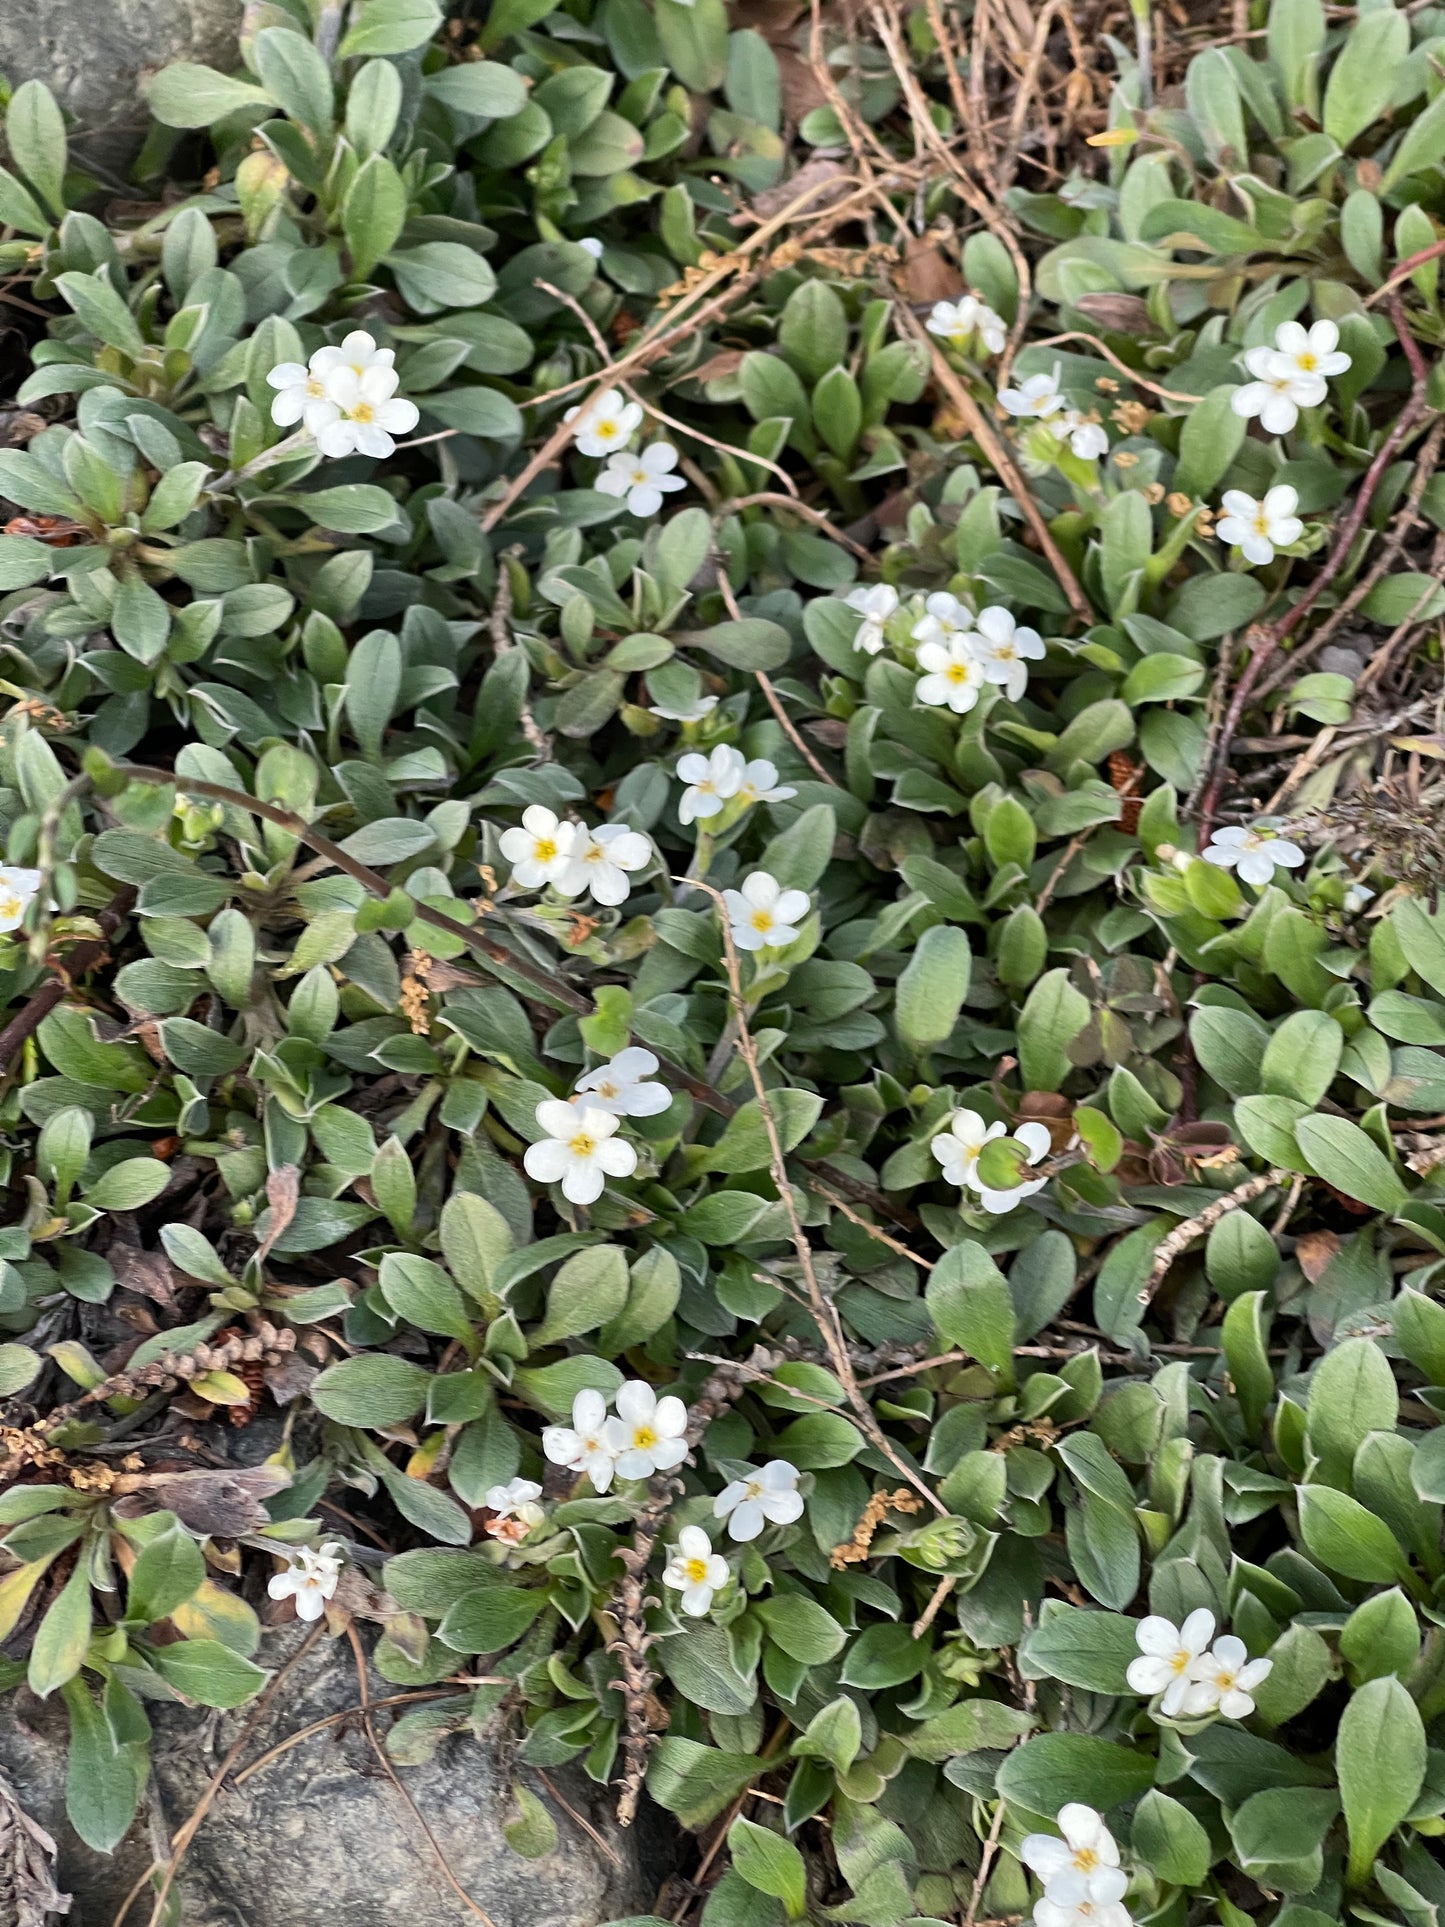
[
  {"left": 379, "top": 1253, "right": 475, "bottom": 1345},
  {"left": 28, "top": 1556, "right": 93, "bottom": 1697},
  {"left": 1340, "top": 1588, "right": 1420, "bottom": 1686},
  {"left": 1323, "top": 6, "right": 1409, "bottom": 148},
  {"left": 648, "top": 1738, "right": 765, "bottom": 1828},
  {"left": 145, "top": 62, "right": 275, "bottom": 127},
  {"left": 533, "top": 1244, "right": 630, "bottom": 1344},
  {"left": 729, "top": 1818, "right": 807, "bottom": 1919},
  {"left": 61, "top": 1678, "right": 143, "bottom": 1854},
  {"left": 1293, "top": 1114, "right": 1406, "bottom": 1212},
  {"left": 1022, "top": 1605, "right": 1139, "bottom": 1693},
  {"left": 148, "top": 1638, "right": 269, "bottom": 1708},
  {"left": 252, "top": 26, "right": 334, "bottom": 134},
  {"left": 7, "top": 80, "right": 67, "bottom": 220},
  {"left": 1297, "top": 1483, "right": 1408, "bottom": 1585},
  {"left": 905, "top": 1698, "right": 1035, "bottom": 1763},
  {"left": 339, "top": 0, "right": 444, "bottom": 56},
  {"left": 926, "top": 1242, "right": 1015, "bottom": 1376},
  {"left": 996, "top": 1732, "right": 1156, "bottom": 1816},
  {"left": 1017, "top": 969, "right": 1091, "bottom": 1092},
  {"left": 85, "top": 1159, "right": 171, "bottom": 1211},
  {"left": 1306, "top": 1336, "right": 1398, "bottom": 1488},
  {"left": 436, "top": 1585, "right": 548, "bottom": 1653},
  {"left": 125, "top": 1527, "right": 205, "bottom": 1624},
  {"left": 0, "top": 1343, "right": 42, "bottom": 1396},
  {"left": 655, "top": 0, "right": 729, "bottom": 91},
  {"left": 54, "top": 270, "right": 146, "bottom": 359},
  {"left": 754, "top": 1595, "right": 847, "bottom": 1664},
  {"left": 344, "top": 154, "right": 407, "bottom": 279},
  {"left": 895, "top": 926, "right": 971, "bottom": 1052},
  {"left": 701, "top": 1090, "right": 822, "bottom": 1175},
  {"left": 1131, "top": 1789, "right": 1212, "bottom": 1886},
  {"left": 504, "top": 1783, "right": 559, "bottom": 1858},
  {"left": 1260, "top": 1011, "right": 1342, "bottom": 1106},
  {"left": 311, "top": 1355, "right": 432, "bottom": 1427},
  {"left": 1338, "top": 1676, "right": 1426, "bottom": 1885}
]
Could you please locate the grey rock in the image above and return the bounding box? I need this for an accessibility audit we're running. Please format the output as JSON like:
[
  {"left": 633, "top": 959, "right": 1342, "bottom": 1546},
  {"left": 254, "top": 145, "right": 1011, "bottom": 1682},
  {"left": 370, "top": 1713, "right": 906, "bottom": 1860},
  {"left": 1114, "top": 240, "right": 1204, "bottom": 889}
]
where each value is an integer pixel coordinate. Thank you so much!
[
  {"left": 0, "top": 1623, "right": 673, "bottom": 1927},
  {"left": 0, "top": 1, "right": 245, "bottom": 174}
]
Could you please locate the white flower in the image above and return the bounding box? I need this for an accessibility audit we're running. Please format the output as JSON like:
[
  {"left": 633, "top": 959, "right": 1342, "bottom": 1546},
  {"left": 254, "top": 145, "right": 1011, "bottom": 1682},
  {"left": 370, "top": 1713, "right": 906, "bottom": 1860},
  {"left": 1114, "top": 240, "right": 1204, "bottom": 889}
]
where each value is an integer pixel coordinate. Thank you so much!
[
  {"left": 311, "top": 329, "right": 395, "bottom": 384},
  {"left": 1229, "top": 347, "right": 1325, "bottom": 436},
  {"left": 564, "top": 385, "right": 643, "bottom": 458},
  {"left": 554, "top": 821, "right": 652, "bottom": 906},
  {"left": 1202, "top": 819, "right": 1306, "bottom": 888},
  {"left": 266, "top": 360, "right": 340, "bottom": 432},
  {"left": 542, "top": 1389, "right": 617, "bottom": 1492},
  {"left": 931, "top": 1110, "right": 1052, "bottom": 1214},
  {"left": 736, "top": 757, "right": 797, "bottom": 809},
  {"left": 603, "top": 1379, "right": 689, "bottom": 1479},
  {"left": 595, "top": 441, "right": 687, "bottom": 517},
  {"left": 662, "top": 1525, "right": 730, "bottom": 1617},
  {"left": 577, "top": 237, "right": 605, "bottom": 259},
  {"left": 915, "top": 635, "right": 986, "bottom": 714},
  {"left": 1034, "top": 1898, "right": 1132, "bottom": 1927},
  {"left": 498, "top": 805, "right": 577, "bottom": 891},
  {"left": 845, "top": 583, "right": 900, "bottom": 655},
  {"left": 267, "top": 1541, "right": 343, "bottom": 1622},
  {"left": 0, "top": 864, "right": 43, "bottom": 934},
  {"left": 523, "top": 1099, "right": 638, "bottom": 1205},
  {"left": 1021, "top": 1805, "right": 1125, "bottom": 1912},
  {"left": 722, "top": 870, "right": 811, "bottom": 952},
  {"left": 677, "top": 744, "right": 746, "bottom": 824},
  {"left": 575, "top": 1046, "right": 671, "bottom": 1118},
  {"left": 1126, "top": 1609, "right": 1216, "bottom": 1717},
  {"left": 926, "top": 293, "right": 1007, "bottom": 358},
  {"left": 1343, "top": 880, "right": 1375, "bottom": 915},
  {"left": 713, "top": 1460, "right": 804, "bottom": 1541},
  {"left": 911, "top": 591, "right": 975, "bottom": 650},
  {"left": 483, "top": 1477, "right": 545, "bottom": 1544},
  {"left": 969, "top": 605, "right": 1045, "bottom": 702},
  {"left": 1214, "top": 484, "right": 1303, "bottom": 566},
  {"left": 312, "top": 363, "right": 420, "bottom": 460},
  {"left": 1056, "top": 410, "right": 1109, "bottom": 461},
  {"left": 998, "top": 363, "right": 1065, "bottom": 421},
  {"left": 1270, "top": 318, "right": 1351, "bottom": 383},
  {"left": 649, "top": 694, "right": 718, "bottom": 722},
  {"left": 1181, "top": 1634, "right": 1273, "bottom": 1720}
]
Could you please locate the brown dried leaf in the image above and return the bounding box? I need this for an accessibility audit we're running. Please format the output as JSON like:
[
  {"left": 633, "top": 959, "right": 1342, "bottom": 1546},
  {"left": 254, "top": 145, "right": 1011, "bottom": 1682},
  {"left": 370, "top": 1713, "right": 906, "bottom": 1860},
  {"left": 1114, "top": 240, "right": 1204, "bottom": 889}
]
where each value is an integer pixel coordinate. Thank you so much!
[
  {"left": 137, "top": 1466, "right": 293, "bottom": 1537},
  {"left": 257, "top": 1163, "right": 301, "bottom": 1262},
  {"left": 1073, "top": 293, "right": 1152, "bottom": 333},
  {"left": 1295, "top": 1228, "right": 1341, "bottom": 1284},
  {"left": 747, "top": 156, "right": 850, "bottom": 225},
  {"left": 898, "top": 233, "right": 963, "bottom": 305},
  {"left": 108, "top": 1242, "right": 179, "bottom": 1311}
]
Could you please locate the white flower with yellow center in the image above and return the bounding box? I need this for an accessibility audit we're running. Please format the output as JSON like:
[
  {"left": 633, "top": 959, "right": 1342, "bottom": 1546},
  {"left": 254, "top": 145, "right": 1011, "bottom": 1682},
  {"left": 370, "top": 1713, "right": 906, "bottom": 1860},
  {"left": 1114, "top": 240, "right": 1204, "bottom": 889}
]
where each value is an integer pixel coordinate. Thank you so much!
[
  {"left": 312, "top": 362, "right": 420, "bottom": 460},
  {"left": 595, "top": 441, "right": 687, "bottom": 516},
  {"left": 662, "top": 1525, "right": 730, "bottom": 1617},
  {"left": 1056, "top": 409, "right": 1109, "bottom": 461},
  {"left": 554, "top": 822, "right": 652, "bottom": 906},
  {"left": 722, "top": 870, "right": 811, "bottom": 953},
  {"left": 1021, "top": 1804, "right": 1126, "bottom": 1912},
  {"left": 930, "top": 1109, "right": 1052, "bottom": 1214},
  {"left": 1229, "top": 348, "right": 1324, "bottom": 436},
  {"left": 970, "top": 606, "right": 1045, "bottom": 702},
  {"left": 266, "top": 360, "right": 338, "bottom": 432},
  {"left": 1126, "top": 1609, "right": 1216, "bottom": 1716},
  {"left": 311, "top": 328, "right": 395, "bottom": 384},
  {"left": 735, "top": 757, "right": 796, "bottom": 810},
  {"left": 542, "top": 1389, "right": 617, "bottom": 1492},
  {"left": 575, "top": 1046, "right": 671, "bottom": 1118},
  {"left": 1214, "top": 485, "right": 1303, "bottom": 567},
  {"left": 603, "top": 1379, "right": 689, "bottom": 1479},
  {"left": 998, "top": 364, "right": 1066, "bottom": 421},
  {"left": 926, "top": 293, "right": 1008, "bottom": 358},
  {"left": 844, "top": 582, "right": 899, "bottom": 655},
  {"left": 1202, "top": 818, "right": 1306, "bottom": 887},
  {"left": 677, "top": 744, "right": 746, "bottom": 825},
  {"left": 523, "top": 1099, "right": 637, "bottom": 1205},
  {"left": 0, "top": 864, "right": 42, "bottom": 934},
  {"left": 1181, "top": 1634, "right": 1273, "bottom": 1720},
  {"left": 915, "top": 635, "right": 986, "bottom": 714},
  {"left": 713, "top": 1461, "right": 804, "bottom": 1541},
  {"left": 564, "top": 385, "right": 643, "bottom": 458},
  {"left": 267, "top": 1541, "right": 344, "bottom": 1622},
  {"left": 911, "top": 591, "right": 974, "bottom": 650},
  {"left": 1271, "top": 318, "right": 1351, "bottom": 382},
  {"left": 497, "top": 805, "right": 577, "bottom": 891}
]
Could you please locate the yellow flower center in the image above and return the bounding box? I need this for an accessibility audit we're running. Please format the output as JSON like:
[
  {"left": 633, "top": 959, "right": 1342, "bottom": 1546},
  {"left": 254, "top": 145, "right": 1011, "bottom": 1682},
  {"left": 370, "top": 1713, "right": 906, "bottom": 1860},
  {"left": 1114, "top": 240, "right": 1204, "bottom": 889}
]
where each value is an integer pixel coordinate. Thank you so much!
[
  {"left": 750, "top": 909, "right": 775, "bottom": 933},
  {"left": 533, "top": 836, "right": 558, "bottom": 862},
  {"left": 1075, "top": 1849, "right": 1099, "bottom": 1873},
  {"left": 1169, "top": 1649, "right": 1191, "bottom": 1675},
  {"left": 683, "top": 1556, "right": 710, "bottom": 1584},
  {"left": 568, "top": 1131, "right": 597, "bottom": 1158},
  {"left": 0, "top": 894, "right": 20, "bottom": 920},
  {"left": 946, "top": 664, "right": 972, "bottom": 684},
  {"left": 1216, "top": 1668, "right": 1237, "bottom": 1690},
  {"left": 306, "top": 376, "right": 326, "bottom": 396},
  {"left": 633, "top": 1424, "right": 658, "bottom": 1450},
  {"left": 596, "top": 419, "right": 621, "bottom": 441},
  {"left": 1297, "top": 351, "right": 1316, "bottom": 371},
  {"left": 595, "top": 1079, "right": 620, "bottom": 1102},
  {"left": 996, "top": 642, "right": 1017, "bottom": 660},
  {"left": 352, "top": 400, "right": 375, "bottom": 423},
  {"left": 1251, "top": 512, "right": 1271, "bottom": 536}
]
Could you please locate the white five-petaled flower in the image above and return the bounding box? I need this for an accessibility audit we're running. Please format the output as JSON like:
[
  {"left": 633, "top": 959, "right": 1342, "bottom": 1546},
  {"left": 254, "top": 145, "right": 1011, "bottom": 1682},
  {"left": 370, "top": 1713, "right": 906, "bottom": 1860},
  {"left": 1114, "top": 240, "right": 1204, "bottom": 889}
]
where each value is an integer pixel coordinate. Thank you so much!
[
  {"left": 312, "top": 330, "right": 396, "bottom": 384},
  {"left": 268, "top": 330, "right": 404, "bottom": 438},
  {"left": 564, "top": 386, "right": 643, "bottom": 457},
  {"left": 524, "top": 1099, "right": 638, "bottom": 1205},
  {"left": 0, "top": 864, "right": 42, "bottom": 934},
  {"left": 735, "top": 756, "right": 797, "bottom": 809},
  {"left": 662, "top": 1525, "right": 730, "bottom": 1617},
  {"left": 969, "top": 605, "right": 1045, "bottom": 702},
  {"left": 1214, "top": 485, "right": 1302, "bottom": 567},
  {"left": 723, "top": 870, "right": 811, "bottom": 952},
  {"left": 926, "top": 293, "right": 1008, "bottom": 358},
  {"left": 998, "top": 363, "right": 1065, "bottom": 421},
  {"left": 931, "top": 1110, "right": 1052, "bottom": 1214},
  {"left": 604, "top": 1379, "right": 689, "bottom": 1479},
  {"left": 266, "top": 360, "right": 340, "bottom": 433},
  {"left": 677, "top": 744, "right": 746, "bottom": 824},
  {"left": 915, "top": 635, "right": 987, "bottom": 714},
  {"left": 1229, "top": 345, "right": 1325, "bottom": 436},
  {"left": 313, "top": 363, "right": 420, "bottom": 460},
  {"left": 483, "top": 1477, "right": 546, "bottom": 1544},
  {"left": 543, "top": 1389, "right": 617, "bottom": 1492},
  {"left": 498, "top": 805, "right": 576, "bottom": 890},
  {"left": 1055, "top": 409, "right": 1109, "bottom": 461},
  {"left": 713, "top": 1460, "right": 804, "bottom": 1541},
  {"left": 555, "top": 821, "right": 652, "bottom": 906},
  {"left": 595, "top": 441, "right": 687, "bottom": 516},
  {"left": 1181, "top": 1634, "right": 1273, "bottom": 1720},
  {"left": 267, "top": 1541, "right": 344, "bottom": 1623},
  {"left": 845, "top": 582, "right": 900, "bottom": 655},
  {"left": 1022, "top": 1805, "right": 1130, "bottom": 1927},
  {"left": 575, "top": 1046, "right": 671, "bottom": 1118},
  {"left": 649, "top": 694, "right": 718, "bottom": 722},
  {"left": 911, "top": 591, "right": 974, "bottom": 650},
  {"left": 1202, "top": 818, "right": 1306, "bottom": 888},
  {"left": 1271, "top": 318, "right": 1351, "bottom": 383},
  {"left": 1126, "top": 1609, "right": 1217, "bottom": 1717}
]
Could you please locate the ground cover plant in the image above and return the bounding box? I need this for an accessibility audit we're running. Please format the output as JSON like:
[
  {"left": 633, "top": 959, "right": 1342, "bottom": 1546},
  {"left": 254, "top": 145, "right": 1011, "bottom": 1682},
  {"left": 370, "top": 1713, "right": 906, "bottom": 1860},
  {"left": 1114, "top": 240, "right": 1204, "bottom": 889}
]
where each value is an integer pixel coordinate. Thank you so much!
[{"left": 6, "top": 0, "right": 1445, "bottom": 1922}]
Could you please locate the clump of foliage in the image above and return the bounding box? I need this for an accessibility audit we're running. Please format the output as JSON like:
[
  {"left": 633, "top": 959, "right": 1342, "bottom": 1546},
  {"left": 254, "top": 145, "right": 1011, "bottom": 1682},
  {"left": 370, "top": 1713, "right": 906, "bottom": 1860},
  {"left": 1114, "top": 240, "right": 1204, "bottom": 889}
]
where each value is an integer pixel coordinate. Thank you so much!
[{"left": 5, "top": 2, "right": 1445, "bottom": 1925}]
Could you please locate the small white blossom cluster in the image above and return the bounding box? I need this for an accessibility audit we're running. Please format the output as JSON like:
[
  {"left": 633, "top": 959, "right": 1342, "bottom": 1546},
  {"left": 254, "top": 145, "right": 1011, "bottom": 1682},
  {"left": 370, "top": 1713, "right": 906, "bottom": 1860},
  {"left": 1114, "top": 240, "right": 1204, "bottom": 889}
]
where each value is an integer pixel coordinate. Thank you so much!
[
  {"left": 267, "top": 1540, "right": 344, "bottom": 1622},
  {"left": 676, "top": 744, "right": 795, "bottom": 825},
  {"left": 723, "top": 871, "right": 812, "bottom": 952},
  {"left": 525, "top": 1098, "right": 637, "bottom": 1204},
  {"left": 483, "top": 1477, "right": 545, "bottom": 1545},
  {"left": 1214, "top": 484, "right": 1303, "bottom": 567},
  {"left": 266, "top": 330, "right": 419, "bottom": 459},
  {"left": 1022, "top": 1804, "right": 1130, "bottom": 1927},
  {"left": 563, "top": 386, "right": 685, "bottom": 515},
  {"left": 499, "top": 805, "right": 651, "bottom": 906},
  {"left": 912, "top": 592, "right": 1045, "bottom": 708},
  {"left": 1128, "top": 1608, "right": 1273, "bottom": 1720},
  {"left": 926, "top": 292, "right": 1008, "bottom": 359},
  {"left": 931, "top": 1109, "right": 1052, "bottom": 1215},
  {"left": 662, "top": 1525, "right": 731, "bottom": 1617},
  {"left": 542, "top": 1381, "right": 688, "bottom": 1490},
  {"left": 999, "top": 363, "right": 1110, "bottom": 461},
  {"left": 574, "top": 1046, "right": 670, "bottom": 1117},
  {"left": 713, "top": 1459, "right": 804, "bottom": 1540},
  {"left": 844, "top": 583, "right": 902, "bottom": 656},
  {"left": 1231, "top": 319, "right": 1352, "bottom": 436},
  {"left": 0, "top": 863, "right": 42, "bottom": 935},
  {"left": 1202, "top": 817, "right": 1306, "bottom": 887}
]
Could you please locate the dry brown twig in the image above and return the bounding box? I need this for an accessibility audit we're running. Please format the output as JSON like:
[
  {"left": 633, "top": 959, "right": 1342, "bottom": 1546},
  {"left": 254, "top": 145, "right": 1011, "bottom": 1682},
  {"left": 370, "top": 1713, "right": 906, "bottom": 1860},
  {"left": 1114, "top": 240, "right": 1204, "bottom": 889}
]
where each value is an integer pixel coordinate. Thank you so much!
[
  {"left": 608, "top": 1473, "right": 682, "bottom": 1827},
  {"left": 1137, "top": 1169, "right": 1289, "bottom": 1310},
  {"left": 487, "top": 545, "right": 551, "bottom": 761},
  {"left": 714, "top": 567, "right": 839, "bottom": 787}
]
